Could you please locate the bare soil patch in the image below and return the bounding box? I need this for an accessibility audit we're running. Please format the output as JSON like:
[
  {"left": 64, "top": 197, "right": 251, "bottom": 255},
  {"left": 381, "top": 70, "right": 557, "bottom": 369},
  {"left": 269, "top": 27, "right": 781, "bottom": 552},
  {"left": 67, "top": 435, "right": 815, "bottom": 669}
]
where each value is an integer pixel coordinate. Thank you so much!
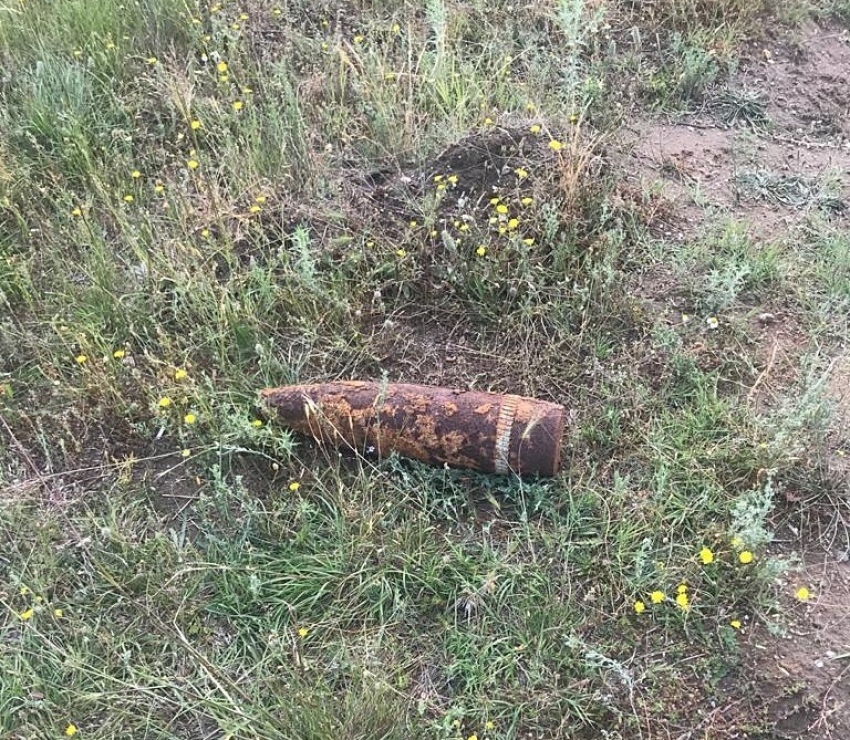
[
  {"left": 624, "top": 121, "right": 850, "bottom": 241},
  {"left": 722, "top": 551, "right": 850, "bottom": 740},
  {"left": 746, "top": 24, "right": 850, "bottom": 142},
  {"left": 622, "top": 24, "right": 850, "bottom": 242}
]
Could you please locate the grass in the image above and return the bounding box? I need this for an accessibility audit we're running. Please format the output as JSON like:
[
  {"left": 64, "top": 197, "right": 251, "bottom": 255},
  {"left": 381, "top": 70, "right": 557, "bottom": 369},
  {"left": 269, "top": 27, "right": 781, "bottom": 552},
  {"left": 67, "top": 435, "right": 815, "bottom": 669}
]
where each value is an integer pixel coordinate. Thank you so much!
[{"left": 1, "top": 1, "right": 848, "bottom": 738}]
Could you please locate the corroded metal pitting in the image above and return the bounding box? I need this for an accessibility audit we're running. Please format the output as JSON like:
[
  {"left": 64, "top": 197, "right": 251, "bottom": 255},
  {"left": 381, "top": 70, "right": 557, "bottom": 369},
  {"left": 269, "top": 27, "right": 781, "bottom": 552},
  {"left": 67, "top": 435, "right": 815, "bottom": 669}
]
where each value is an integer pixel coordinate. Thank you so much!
[{"left": 260, "top": 381, "right": 566, "bottom": 476}]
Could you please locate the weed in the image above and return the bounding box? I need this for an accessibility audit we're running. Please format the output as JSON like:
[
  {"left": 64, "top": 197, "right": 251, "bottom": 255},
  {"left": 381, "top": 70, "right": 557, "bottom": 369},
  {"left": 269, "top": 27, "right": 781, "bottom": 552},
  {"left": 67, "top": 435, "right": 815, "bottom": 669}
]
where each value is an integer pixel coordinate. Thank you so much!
[
  {"left": 714, "top": 88, "right": 772, "bottom": 131},
  {"left": 735, "top": 170, "right": 846, "bottom": 212}
]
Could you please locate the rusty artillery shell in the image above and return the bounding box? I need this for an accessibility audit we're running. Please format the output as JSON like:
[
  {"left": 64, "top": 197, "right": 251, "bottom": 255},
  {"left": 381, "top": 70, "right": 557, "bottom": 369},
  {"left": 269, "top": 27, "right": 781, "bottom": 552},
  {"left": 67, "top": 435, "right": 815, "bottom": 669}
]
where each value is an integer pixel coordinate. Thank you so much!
[{"left": 260, "top": 381, "right": 565, "bottom": 476}]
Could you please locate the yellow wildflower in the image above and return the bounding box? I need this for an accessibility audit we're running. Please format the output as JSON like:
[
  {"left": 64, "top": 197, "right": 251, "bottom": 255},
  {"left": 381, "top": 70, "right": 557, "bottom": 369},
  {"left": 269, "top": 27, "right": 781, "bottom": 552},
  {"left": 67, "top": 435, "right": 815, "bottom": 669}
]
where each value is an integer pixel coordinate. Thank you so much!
[
  {"left": 633, "top": 600, "right": 646, "bottom": 614},
  {"left": 699, "top": 547, "right": 714, "bottom": 565},
  {"left": 184, "top": 413, "right": 197, "bottom": 425},
  {"left": 217, "top": 61, "right": 228, "bottom": 73},
  {"left": 495, "top": 204, "right": 508, "bottom": 215},
  {"left": 201, "top": 228, "right": 211, "bottom": 238},
  {"left": 489, "top": 197, "right": 500, "bottom": 205},
  {"left": 158, "top": 397, "right": 172, "bottom": 408},
  {"left": 447, "top": 174, "right": 458, "bottom": 184},
  {"left": 548, "top": 139, "right": 563, "bottom": 152},
  {"left": 190, "top": 119, "right": 202, "bottom": 130},
  {"left": 675, "top": 592, "right": 689, "bottom": 609},
  {"left": 154, "top": 184, "right": 164, "bottom": 194},
  {"left": 485, "top": 721, "right": 495, "bottom": 731},
  {"left": 174, "top": 368, "right": 187, "bottom": 381},
  {"left": 187, "top": 159, "right": 199, "bottom": 170},
  {"left": 522, "top": 237, "right": 535, "bottom": 246},
  {"left": 232, "top": 100, "right": 244, "bottom": 112},
  {"left": 507, "top": 218, "right": 519, "bottom": 230},
  {"left": 71, "top": 207, "right": 82, "bottom": 217},
  {"left": 530, "top": 124, "right": 541, "bottom": 134},
  {"left": 251, "top": 419, "right": 263, "bottom": 428},
  {"left": 65, "top": 725, "right": 78, "bottom": 737},
  {"left": 113, "top": 348, "right": 126, "bottom": 359},
  {"left": 289, "top": 481, "right": 301, "bottom": 492},
  {"left": 123, "top": 194, "right": 134, "bottom": 203},
  {"left": 738, "top": 551, "right": 754, "bottom": 564},
  {"left": 353, "top": 35, "right": 365, "bottom": 44},
  {"left": 650, "top": 590, "right": 665, "bottom": 604},
  {"left": 20, "top": 585, "right": 31, "bottom": 596},
  {"left": 730, "top": 619, "right": 742, "bottom": 629},
  {"left": 19, "top": 608, "right": 34, "bottom": 621},
  {"left": 75, "top": 354, "right": 87, "bottom": 365},
  {"left": 297, "top": 626, "right": 309, "bottom": 637},
  {"left": 676, "top": 584, "right": 687, "bottom": 594},
  {"left": 181, "top": 448, "right": 191, "bottom": 457},
  {"left": 521, "top": 197, "right": 533, "bottom": 206},
  {"left": 396, "top": 248, "right": 407, "bottom": 258},
  {"left": 476, "top": 245, "right": 487, "bottom": 257},
  {"left": 54, "top": 608, "right": 64, "bottom": 618},
  {"left": 795, "top": 586, "right": 810, "bottom": 601},
  {"left": 255, "top": 196, "right": 267, "bottom": 204},
  {"left": 468, "top": 735, "right": 478, "bottom": 740},
  {"left": 249, "top": 205, "right": 262, "bottom": 213},
  {"left": 131, "top": 170, "right": 141, "bottom": 179},
  {"left": 409, "top": 220, "right": 417, "bottom": 228},
  {"left": 514, "top": 167, "right": 528, "bottom": 178},
  {"left": 483, "top": 117, "right": 493, "bottom": 126},
  {"left": 147, "top": 57, "right": 158, "bottom": 65},
  {"left": 392, "top": 23, "right": 401, "bottom": 33}
]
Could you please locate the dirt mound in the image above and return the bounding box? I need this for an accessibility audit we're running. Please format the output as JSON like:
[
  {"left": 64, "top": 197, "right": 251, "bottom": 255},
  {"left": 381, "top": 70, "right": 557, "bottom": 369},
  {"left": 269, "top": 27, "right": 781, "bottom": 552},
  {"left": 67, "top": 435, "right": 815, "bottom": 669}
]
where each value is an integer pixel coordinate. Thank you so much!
[{"left": 352, "top": 124, "right": 604, "bottom": 233}]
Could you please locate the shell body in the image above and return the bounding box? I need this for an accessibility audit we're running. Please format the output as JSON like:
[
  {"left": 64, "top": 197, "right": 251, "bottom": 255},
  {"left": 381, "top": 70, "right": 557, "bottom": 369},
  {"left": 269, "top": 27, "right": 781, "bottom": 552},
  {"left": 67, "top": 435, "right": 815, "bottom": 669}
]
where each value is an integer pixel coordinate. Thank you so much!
[{"left": 261, "top": 381, "right": 565, "bottom": 476}]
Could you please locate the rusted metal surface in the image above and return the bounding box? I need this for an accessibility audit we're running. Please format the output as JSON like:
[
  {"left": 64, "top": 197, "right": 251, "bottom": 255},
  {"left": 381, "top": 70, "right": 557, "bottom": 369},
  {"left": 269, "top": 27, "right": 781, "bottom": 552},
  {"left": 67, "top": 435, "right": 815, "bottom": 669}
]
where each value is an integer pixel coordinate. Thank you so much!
[{"left": 260, "top": 381, "right": 566, "bottom": 476}]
